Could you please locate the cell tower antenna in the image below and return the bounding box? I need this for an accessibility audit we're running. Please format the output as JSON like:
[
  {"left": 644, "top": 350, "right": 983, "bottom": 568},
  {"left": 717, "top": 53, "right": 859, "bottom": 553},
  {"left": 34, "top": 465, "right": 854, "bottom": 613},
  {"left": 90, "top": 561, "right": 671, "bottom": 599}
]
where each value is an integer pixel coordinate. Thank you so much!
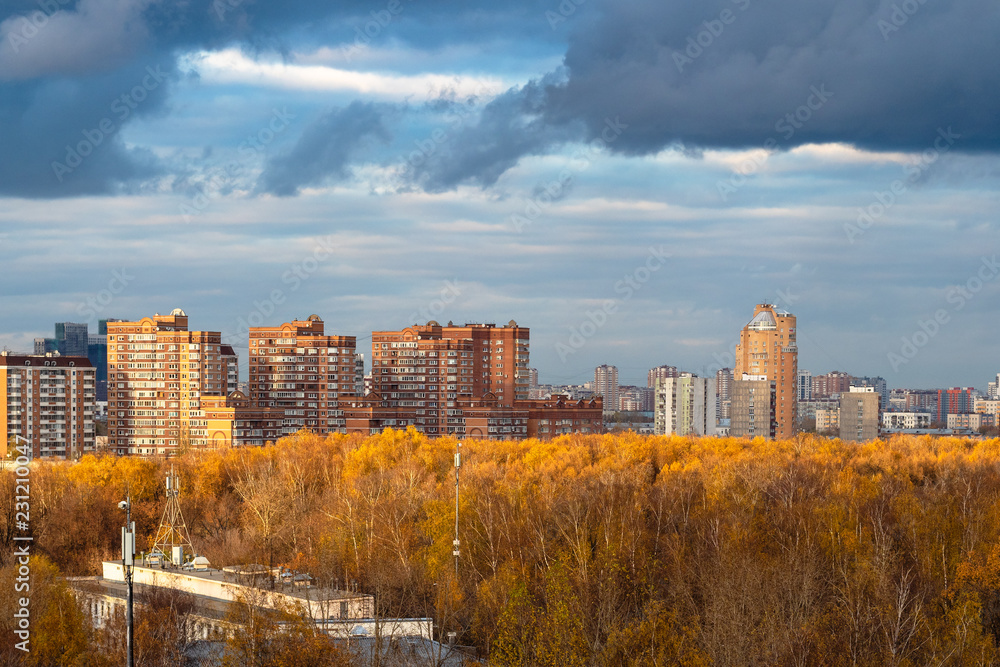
[{"left": 151, "top": 465, "right": 195, "bottom": 561}]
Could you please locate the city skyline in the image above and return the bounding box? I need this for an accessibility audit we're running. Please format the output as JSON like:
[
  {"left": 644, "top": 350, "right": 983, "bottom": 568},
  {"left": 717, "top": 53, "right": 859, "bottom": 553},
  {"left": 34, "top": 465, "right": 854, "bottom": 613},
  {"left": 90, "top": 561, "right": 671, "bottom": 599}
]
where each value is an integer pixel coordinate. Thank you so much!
[
  {"left": 6, "top": 305, "right": 1000, "bottom": 395},
  {"left": 2, "top": 1, "right": 999, "bottom": 392}
]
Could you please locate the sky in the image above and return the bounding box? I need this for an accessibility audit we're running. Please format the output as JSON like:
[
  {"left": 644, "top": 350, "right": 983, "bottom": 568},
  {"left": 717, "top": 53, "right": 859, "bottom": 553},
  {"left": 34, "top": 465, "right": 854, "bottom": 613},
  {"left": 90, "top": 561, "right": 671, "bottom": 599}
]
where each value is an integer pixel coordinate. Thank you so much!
[{"left": 1, "top": 0, "right": 999, "bottom": 390}]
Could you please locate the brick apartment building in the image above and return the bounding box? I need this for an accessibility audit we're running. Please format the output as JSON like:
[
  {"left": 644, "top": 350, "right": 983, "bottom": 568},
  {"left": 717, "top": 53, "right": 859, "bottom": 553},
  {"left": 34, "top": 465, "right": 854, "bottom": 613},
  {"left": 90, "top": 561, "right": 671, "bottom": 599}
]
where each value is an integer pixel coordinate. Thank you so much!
[
  {"left": 1, "top": 352, "right": 95, "bottom": 459},
  {"left": 248, "top": 316, "right": 357, "bottom": 437},
  {"left": 107, "top": 310, "right": 229, "bottom": 455}
]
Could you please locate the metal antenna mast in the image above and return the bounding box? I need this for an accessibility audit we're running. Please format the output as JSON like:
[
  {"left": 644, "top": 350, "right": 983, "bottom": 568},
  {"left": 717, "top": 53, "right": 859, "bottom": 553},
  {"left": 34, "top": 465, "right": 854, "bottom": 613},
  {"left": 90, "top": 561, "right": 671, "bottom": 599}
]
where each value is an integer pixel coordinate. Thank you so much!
[{"left": 151, "top": 466, "right": 194, "bottom": 561}]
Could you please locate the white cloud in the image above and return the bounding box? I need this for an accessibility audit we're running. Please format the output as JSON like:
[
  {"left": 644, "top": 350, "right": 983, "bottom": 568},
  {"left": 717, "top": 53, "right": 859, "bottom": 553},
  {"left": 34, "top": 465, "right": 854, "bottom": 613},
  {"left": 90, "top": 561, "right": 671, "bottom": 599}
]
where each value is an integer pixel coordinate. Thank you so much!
[{"left": 179, "top": 48, "right": 509, "bottom": 101}]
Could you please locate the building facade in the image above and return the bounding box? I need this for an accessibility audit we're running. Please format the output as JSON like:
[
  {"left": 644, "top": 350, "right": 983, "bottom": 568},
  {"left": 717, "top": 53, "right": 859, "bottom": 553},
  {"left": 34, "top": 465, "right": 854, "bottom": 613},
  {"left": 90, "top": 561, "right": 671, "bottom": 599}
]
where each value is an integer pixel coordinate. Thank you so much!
[
  {"left": 654, "top": 374, "right": 718, "bottom": 436},
  {"left": 811, "top": 371, "right": 854, "bottom": 399},
  {"left": 936, "top": 387, "right": 975, "bottom": 424},
  {"left": 839, "top": 386, "right": 880, "bottom": 442},
  {"left": 201, "top": 391, "right": 284, "bottom": 447},
  {"left": 107, "top": 310, "right": 228, "bottom": 455},
  {"left": 730, "top": 377, "right": 776, "bottom": 439},
  {"left": 882, "top": 412, "right": 932, "bottom": 430},
  {"left": 368, "top": 321, "right": 529, "bottom": 436},
  {"left": 594, "top": 365, "right": 620, "bottom": 413},
  {"left": 248, "top": 316, "right": 356, "bottom": 437},
  {"left": 716, "top": 367, "right": 733, "bottom": 421},
  {"left": 733, "top": 304, "right": 798, "bottom": 439},
  {"left": 1, "top": 352, "right": 96, "bottom": 459},
  {"left": 648, "top": 365, "right": 679, "bottom": 388}
]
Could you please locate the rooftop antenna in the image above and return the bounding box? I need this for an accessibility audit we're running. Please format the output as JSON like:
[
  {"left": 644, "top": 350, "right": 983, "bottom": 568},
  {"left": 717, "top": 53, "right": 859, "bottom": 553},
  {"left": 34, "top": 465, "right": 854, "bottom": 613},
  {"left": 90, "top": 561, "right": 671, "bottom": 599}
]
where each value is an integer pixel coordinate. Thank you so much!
[{"left": 151, "top": 465, "right": 195, "bottom": 564}]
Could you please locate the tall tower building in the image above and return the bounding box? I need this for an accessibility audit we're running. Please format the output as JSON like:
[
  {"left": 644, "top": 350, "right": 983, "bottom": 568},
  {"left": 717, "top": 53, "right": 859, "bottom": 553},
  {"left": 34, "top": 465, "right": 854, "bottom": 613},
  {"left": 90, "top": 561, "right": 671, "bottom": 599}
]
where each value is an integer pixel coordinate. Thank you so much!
[
  {"left": 732, "top": 303, "right": 798, "bottom": 439},
  {"left": 107, "top": 309, "right": 229, "bottom": 455},
  {"left": 594, "top": 365, "right": 619, "bottom": 413},
  {"left": 248, "top": 316, "right": 357, "bottom": 437},
  {"left": 1, "top": 352, "right": 96, "bottom": 459}
]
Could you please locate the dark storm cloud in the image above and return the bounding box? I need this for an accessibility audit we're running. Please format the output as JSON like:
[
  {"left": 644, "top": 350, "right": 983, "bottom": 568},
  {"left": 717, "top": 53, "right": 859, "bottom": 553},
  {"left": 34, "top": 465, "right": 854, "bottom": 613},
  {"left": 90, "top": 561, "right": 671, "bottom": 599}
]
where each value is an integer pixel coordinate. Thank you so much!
[
  {"left": 257, "top": 101, "right": 393, "bottom": 196},
  {"left": 404, "top": 73, "right": 584, "bottom": 192},
  {"left": 404, "top": 0, "right": 1000, "bottom": 189}
]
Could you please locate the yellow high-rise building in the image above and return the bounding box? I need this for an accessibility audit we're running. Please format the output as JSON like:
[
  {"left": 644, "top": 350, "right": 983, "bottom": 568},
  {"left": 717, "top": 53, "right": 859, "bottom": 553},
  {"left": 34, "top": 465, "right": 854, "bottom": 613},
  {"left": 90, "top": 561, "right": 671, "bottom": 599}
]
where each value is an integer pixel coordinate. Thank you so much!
[{"left": 732, "top": 304, "right": 798, "bottom": 440}]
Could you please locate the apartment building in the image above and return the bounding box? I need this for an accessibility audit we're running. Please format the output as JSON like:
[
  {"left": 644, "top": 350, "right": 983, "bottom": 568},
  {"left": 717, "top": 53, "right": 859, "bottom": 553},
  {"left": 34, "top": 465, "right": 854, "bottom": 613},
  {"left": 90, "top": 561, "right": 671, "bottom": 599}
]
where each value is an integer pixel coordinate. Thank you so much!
[
  {"left": 733, "top": 304, "right": 798, "bottom": 439},
  {"left": 1, "top": 352, "right": 95, "bottom": 459},
  {"left": 369, "top": 321, "right": 529, "bottom": 436},
  {"left": 839, "top": 386, "right": 880, "bottom": 442},
  {"left": 654, "top": 374, "right": 718, "bottom": 436},
  {"left": 248, "top": 316, "right": 357, "bottom": 437},
  {"left": 107, "top": 310, "right": 228, "bottom": 455}
]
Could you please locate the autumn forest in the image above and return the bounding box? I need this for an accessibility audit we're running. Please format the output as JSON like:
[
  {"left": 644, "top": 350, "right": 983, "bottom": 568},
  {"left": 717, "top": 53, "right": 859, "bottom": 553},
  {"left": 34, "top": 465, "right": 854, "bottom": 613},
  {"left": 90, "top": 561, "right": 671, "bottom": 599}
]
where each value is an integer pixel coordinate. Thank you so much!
[{"left": 5, "top": 429, "right": 1000, "bottom": 665}]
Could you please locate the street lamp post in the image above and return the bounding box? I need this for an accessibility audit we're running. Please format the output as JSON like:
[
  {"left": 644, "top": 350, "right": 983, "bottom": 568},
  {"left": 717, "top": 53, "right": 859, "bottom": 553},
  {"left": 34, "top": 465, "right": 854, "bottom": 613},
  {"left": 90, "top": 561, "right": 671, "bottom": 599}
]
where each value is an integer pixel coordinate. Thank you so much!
[{"left": 119, "top": 498, "right": 135, "bottom": 667}]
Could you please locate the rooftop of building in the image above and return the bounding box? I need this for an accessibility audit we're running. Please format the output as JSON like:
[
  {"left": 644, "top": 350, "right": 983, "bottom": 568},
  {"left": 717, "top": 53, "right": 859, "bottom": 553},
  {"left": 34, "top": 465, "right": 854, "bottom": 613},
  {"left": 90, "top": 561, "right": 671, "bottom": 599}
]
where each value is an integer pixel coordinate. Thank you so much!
[{"left": 0, "top": 351, "right": 94, "bottom": 367}]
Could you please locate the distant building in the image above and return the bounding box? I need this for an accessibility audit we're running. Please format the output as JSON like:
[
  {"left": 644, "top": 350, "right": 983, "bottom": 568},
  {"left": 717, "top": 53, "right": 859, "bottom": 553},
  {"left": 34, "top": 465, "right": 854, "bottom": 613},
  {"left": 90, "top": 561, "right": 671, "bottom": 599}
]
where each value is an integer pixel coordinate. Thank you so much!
[
  {"left": 882, "top": 412, "right": 932, "bottom": 430},
  {"left": 936, "top": 388, "right": 975, "bottom": 424},
  {"left": 839, "top": 386, "right": 880, "bottom": 442},
  {"left": 647, "top": 365, "right": 678, "bottom": 388},
  {"left": 903, "top": 389, "right": 939, "bottom": 415},
  {"left": 34, "top": 322, "right": 89, "bottom": 357},
  {"left": 354, "top": 353, "right": 366, "bottom": 397},
  {"left": 716, "top": 368, "right": 733, "bottom": 421},
  {"left": 1, "top": 352, "right": 95, "bottom": 459},
  {"left": 853, "top": 376, "right": 889, "bottom": 408},
  {"left": 654, "top": 374, "right": 718, "bottom": 436},
  {"left": 974, "top": 398, "right": 1000, "bottom": 421},
  {"left": 811, "top": 371, "right": 853, "bottom": 399},
  {"left": 798, "top": 369, "right": 812, "bottom": 401},
  {"left": 523, "top": 395, "right": 604, "bottom": 438},
  {"left": 527, "top": 368, "right": 540, "bottom": 398},
  {"left": 619, "top": 385, "right": 653, "bottom": 412},
  {"left": 221, "top": 344, "right": 239, "bottom": 395},
  {"left": 947, "top": 413, "right": 994, "bottom": 431},
  {"left": 730, "top": 376, "right": 776, "bottom": 439},
  {"left": 798, "top": 398, "right": 841, "bottom": 426},
  {"left": 815, "top": 408, "right": 839, "bottom": 433},
  {"left": 733, "top": 303, "right": 797, "bottom": 439},
  {"left": 594, "top": 365, "right": 619, "bottom": 413},
  {"left": 989, "top": 373, "right": 1000, "bottom": 399}
]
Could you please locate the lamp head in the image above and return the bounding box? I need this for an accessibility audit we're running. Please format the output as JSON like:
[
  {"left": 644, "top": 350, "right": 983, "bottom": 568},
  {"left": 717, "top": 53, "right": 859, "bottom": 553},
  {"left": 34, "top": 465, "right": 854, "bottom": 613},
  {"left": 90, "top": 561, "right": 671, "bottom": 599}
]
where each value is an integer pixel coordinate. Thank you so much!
[{"left": 118, "top": 500, "right": 129, "bottom": 511}]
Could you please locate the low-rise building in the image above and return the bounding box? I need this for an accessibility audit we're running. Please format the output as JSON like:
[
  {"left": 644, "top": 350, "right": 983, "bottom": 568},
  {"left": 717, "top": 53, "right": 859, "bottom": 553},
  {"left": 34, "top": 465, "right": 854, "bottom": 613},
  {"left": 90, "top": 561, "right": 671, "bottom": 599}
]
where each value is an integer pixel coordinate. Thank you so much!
[{"left": 882, "top": 412, "right": 932, "bottom": 430}]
